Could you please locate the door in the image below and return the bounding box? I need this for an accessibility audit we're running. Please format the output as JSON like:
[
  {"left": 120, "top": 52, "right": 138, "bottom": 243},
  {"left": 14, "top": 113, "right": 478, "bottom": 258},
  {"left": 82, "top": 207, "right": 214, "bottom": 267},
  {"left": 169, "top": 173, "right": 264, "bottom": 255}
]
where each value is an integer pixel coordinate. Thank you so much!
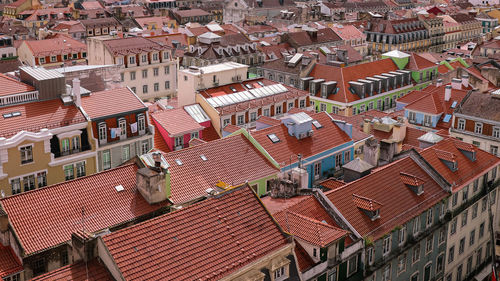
[{"left": 424, "top": 263, "right": 431, "bottom": 281}]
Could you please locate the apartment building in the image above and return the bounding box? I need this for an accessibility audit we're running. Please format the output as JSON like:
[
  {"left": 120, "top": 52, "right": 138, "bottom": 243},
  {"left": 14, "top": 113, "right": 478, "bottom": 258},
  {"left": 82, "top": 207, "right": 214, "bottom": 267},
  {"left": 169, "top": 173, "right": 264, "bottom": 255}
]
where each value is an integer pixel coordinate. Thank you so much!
[
  {"left": 80, "top": 87, "right": 154, "bottom": 172},
  {"left": 450, "top": 14, "right": 482, "bottom": 44},
  {"left": 17, "top": 35, "right": 87, "bottom": 67},
  {"left": 418, "top": 13, "right": 445, "bottom": 53},
  {"left": 450, "top": 90, "right": 500, "bottom": 156},
  {"left": 441, "top": 15, "right": 462, "bottom": 50},
  {"left": 80, "top": 17, "right": 122, "bottom": 37},
  {"left": 87, "top": 36, "right": 177, "bottom": 101}
]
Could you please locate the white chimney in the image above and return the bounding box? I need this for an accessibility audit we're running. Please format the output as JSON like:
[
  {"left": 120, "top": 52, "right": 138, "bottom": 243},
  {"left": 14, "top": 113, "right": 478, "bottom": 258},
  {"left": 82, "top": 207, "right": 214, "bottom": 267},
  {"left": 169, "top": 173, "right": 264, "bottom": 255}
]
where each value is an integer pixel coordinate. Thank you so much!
[
  {"left": 436, "top": 78, "right": 443, "bottom": 87},
  {"left": 462, "top": 73, "right": 469, "bottom": 88},
  {"left": 72, "top": 78, "right": 81, "bottom": 107},
  {"left": 451, "top": 78, "right": 462, "bottom": 90},
  {"left": 445, "top": 85, "right": 452, "bottom": 102}
]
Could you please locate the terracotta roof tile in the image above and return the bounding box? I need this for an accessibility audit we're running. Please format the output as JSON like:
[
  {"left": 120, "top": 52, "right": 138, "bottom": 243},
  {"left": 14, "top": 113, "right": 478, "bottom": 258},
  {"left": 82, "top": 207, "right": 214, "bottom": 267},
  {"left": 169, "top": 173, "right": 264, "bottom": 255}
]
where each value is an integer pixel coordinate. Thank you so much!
[
  {"left": 274, "top": 211, "right": 347, "bottom": 247},
  {"left": 319, "top": 178, "right": 346, "bottom": 190},
  {"left": 32, "top": 259, "right": 113, "bottom": 281},
  {"left": 352, "top": 194, "right": 382, "bottom": 211},
  {"left": 256, "top": 115, "right": 281, "bottom": 126},
  {"left": 434, "top": 148, "right": 457, "bottom": 162},
  {"left": 0, "top": 99, "right": 86, "bottom": 138},
  {"left": 0, "top": 73, "right": 35, "bottom": 97},
  {"left": 405, "top": 92, "right": 443, "bottom": 114},
  {"left": 222, "top": 124, "right": 241, "bottom": 133},
  {"left": 151, "top": 108, "right": 203, "bottom": 136},
  {"left": 23, "top": 36, "right": 86, "bottom": 57},
  {"left": 406, "top": 53, "right": 437, "bottom": 70},
  {"left": 200, "top": 124, "right": 220, "bottom": 142},
  {"left": 81, "top": 87, "right": 146, "bottom": 120},
  {"left": 251, "top": 112, "right": 352, "bottom": 165},
  {"left": 285, "top": 28, "right": 342, "bottom": 47},
  {"left": 420, "top": 138, "right": 500, "bottom": 191},
  {"left": 102, "top": 37, "right": 168, "bottom": 56},
  {"left": 161, "top": 134, "right": 279, "bottom": 204},
  {"left": 325, "top": 156, "right": 448, "bottom": 240},
  {"left": 0, "top": 164, "right": 168, "bottom": 256},
  {"left": 101, "top": 185, "right": 290, "bottom": 281},
  {"left": 294, "top": 243, "right": 315, "bottom": 272},
  {"left": 81, "top": 1, "right": 103, "bottom": 9},
  {"left": 399, "top": 172, "right": 425, "bottom": 186},
  {"left": 403, "top": 127, "right": 427, "bottom": 147},
  {"left": 0, "top": 245, "right": 22, "bottom": 278},
  {"left": 152, "top": 121, "right": 171, "bottom": 152},
  {"left": 260, "top": 195, "right": 309, "bottom": 214}
]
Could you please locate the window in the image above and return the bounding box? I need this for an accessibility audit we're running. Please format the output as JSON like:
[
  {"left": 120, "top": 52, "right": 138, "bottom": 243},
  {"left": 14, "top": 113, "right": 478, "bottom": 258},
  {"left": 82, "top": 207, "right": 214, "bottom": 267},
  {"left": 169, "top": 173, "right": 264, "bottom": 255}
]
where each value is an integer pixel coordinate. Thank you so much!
[
  {"left": 320, "top": 103, "right": 327, "bottom": 112},
  {"left": 491, "top": 190, "right": 496, "bottom": 204},
  {"left": 335, "top": 154, "right": 342, "bottom": 168},
  {"left": 367, "top": 247, "right": 374, "bottom": 265},
  {"left": 466, "top": 255, "right": 473, "bottom": 275},
  {"left": 141, "top": 54, "right": 147, "bottom": 63},
  {"left": 76, "top": 161, "right": 85, "bottom": 178},
  {"left": 51, "top": 56, "right": 57, "bottom": 62},
  {"left": 472, "top": 203, "right": 478, "bottom": 219},
  {"left": 377, "top": 99, "right": 382, "bottom": 109},
  {"left": 154, "top": 83, "right": 159, "bottom": 92},
  {"left": 164, "top": 66, "right": 170, "bottom": 74},
  {"left": 141, "top": 140, "right": 149, "bottom": 154},
  {"left": 368, "top": 102, "right": 374, "bottom": 110},
  {"left": 473, "top": 140, "right": 481, "bottom": 147},
  {"left": 439, "top": 228, "right": 446, "bottom": 244},
  {"left": 477, "top": 247, "right": 482, "bottom": 266},
  {"left": 153, "top": 67, "right": 159, "bottom": 76},
  {"left": 164, "top": 80, "right": 170, "bottom": 89},
  {"left": 452, "top": 193, "right": 458, "bottom": 207},
  {"left": 37, "top": 172, "right": 47, "bottom": 188},
  {"left": 411, "top": 272, "right": 419, "bottom": 281},
  {"left": 32, "top": 259, "right": 45, "bottom": 276},
  {"left": 39, "top": 57, "right": 45, "bottom": 64},
  {"left": 328, "top": 269, "right": 337, "bottom": 281},
  {"left": 129, "top": 56, "right": 135, "bottom": 64},
  {"left": 72, "top": 53, "right": 78, "bottom": 59},
  {"left": 426, "top": 234, "right": 433, "bottom": 254},
  {"left": 474, "top": 179, "right": 479, "bottom": 192},
  {"left": 346, "top": 256, "right": 358, "bottom": 275},
  {"left": 174, "top": 136, "right": 183, "bottom": 148},
  {"left": 191, "top": 132, "right": 199, "bottom": 139},
  {"left": 137, "top": 114, "right": 146, "bottom": 133},
  {"left": 288, "top": 102, "right": 294, "bottom": 110},
  {"left": 274, "top": 266, "right": 286, "bottom": 280},
  {"left": 20, "top": 145, "right": 33, "bottom": 164},
  {"left": 459, "top": 237, "right": 465, "bottom": 254},
  {"left": 23, "top": 175, "right": 35, "bottom": 191},
  {"left": 10, "top": 179, "right": 20, "bottom": 195},
  {"left": 184, "top": 75, "right": 187, "bottom": 81},
  {"left": 153, "top": 53, "right": 158, "bottom": 61},
  {"left": 131, "top": 87, "right": 136, "bottom": 93},
  {"left": 427, "top": 208, "right": 433, "bottom": 227},
  {"left": 121, "top": 145, "right": 130, "bottom": 162},
  {"left": 163, "top": 52, "right": 169, "bottom": 60},
  {"left": 299, "top": 99, "right": 305, "bottom": 108},
  {"left": 382, "top": 265, "right": 391, "bottom": 281},
  {"left": 223, "top": 119, "right": 230, "bottom": 127},
  {"left": 250, "top": 112, "right": 257, "bottom": 122},
  {"left": 344, "top": 151, "right": 351, "bottom": 163},
  {"left": 143, "top": 85, "right": 148, "bottom": 94},
  {"left": 461, "top": 210, "right": 468, "bottom": 227},
  {"left": 276, "top": 105, "right": 282, "bottom": 115},
  {"left": 437, "top": 254, "right": 444, "bottom": 273},
  {"left": 479, "top": 222, "right": 485, "bottom": 238},
  {"left": 469, "top": 229, "right": 476, "bottom": 247},
  {"left": 314, "top": 162, "right": 321, "bottom": 179},
  {"left": 457, "top": 119, "right": 465, "bottom": 130},
  {"left": 424, "top": 114, "right": 432, "bottom": 126},
  {"left": 493, "top": 127, "right": 500, "bottom": 138},
  {"left": 399, "top": 226, "right": 407, "bottom": 245},
  {"left": 98, "top": 123, "right": 107, "bottom": 141},
  {"left": 142, "top": 69, "right": 148, "bottom": 78},
  {"left": 61, "top": 138, "right": 70, "bottom": 154},
  {"left": 237, "top": 115, "right": 244, "bottom": 125},
  {"left": 383, "top": 236, "right": 391, "bottom": 256},
  {"left": 475, "top": 123, "right": 483, "bottom": 134},
  {"left": 64, "top": 164, "right": 74, "bottom": 180},
  {"left": 482, "top": 197, "right": 488, "bottom": 213},
  {"left": 102, "top": 150, "right": 111, "bottom": 170},
  {"left": 61, "top": 249, "right": 68, "bottom": 266},
  {"left": 456, "top": 264, "right": 463, "bottom": 281},
  {"left": 72, "top": 136, "right": 80, "bottom": 151},
  {"left": 413, "top": 216, "right": 420, "bottom": 235},
  {"left": 398, "top": 254, "right": 406, "bottom": 273},
  {"left": 448, "top": 246, "right": 455, "bottom": 263}
]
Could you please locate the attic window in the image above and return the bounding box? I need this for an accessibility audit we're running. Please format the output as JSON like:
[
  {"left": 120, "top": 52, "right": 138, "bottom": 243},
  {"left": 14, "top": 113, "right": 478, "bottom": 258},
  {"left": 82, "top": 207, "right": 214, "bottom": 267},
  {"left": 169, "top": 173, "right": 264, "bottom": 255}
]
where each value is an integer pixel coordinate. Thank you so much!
[
  {"left": 245, "top": 84, "right": 253, "bottom": 89},
  {"left": 267, "top": 133, "right": 280, "bottom": 143},
  {"left": 175, "top": 159, "right": 183, "bottom": 166},
  {"left": 312, "top": 120, "right": 322, "bottom": 129},
  {"left": 400, "top": 172, "right": 425, "bottom": 195},
  {"left": 229, "top": 87, "right": 237, "bottom": 92},
  {"left": 352, "top": 194, "right": 382, "bottom": 221},
  {"left": 200, "top": 154, "right": 207, "bottom": 161},
  {"left": 114, "top": 185, "right": 124, "bottom": 192},
  {"left": 11, "top": 111, "right": 21, "bottom": 117},
  {"left": 443, "top": 114, "right": 452, "bottom": 123},
  {"left": 434, "top": 149, "right": 458, "bottom": 172},
  {"left": 455, "top": 142, "right": 476, "bottom": 162},
  {"left": 451, "top": 101, "right": 457, "bottom": 108}
]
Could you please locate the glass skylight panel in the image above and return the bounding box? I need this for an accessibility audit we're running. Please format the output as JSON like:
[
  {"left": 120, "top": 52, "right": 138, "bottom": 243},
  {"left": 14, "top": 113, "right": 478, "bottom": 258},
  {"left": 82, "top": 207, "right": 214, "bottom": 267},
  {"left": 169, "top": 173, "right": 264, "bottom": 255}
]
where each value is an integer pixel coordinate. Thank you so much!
[
  {"left": 230, "top": 86, "right": 237, "bottom": 92},
  {"left": 246, "top": 84, "right": 253, "bottom": 89},
  {"left": 2, "top": 113, "right": 12, "bottom": 118},
  {"left": 451, "top": 101, "right": 457, "bottom": 108},
  {"left": 175, "top": 159, "right": 183, "bottom": 166},
  {"left": 443, "top": 114, "right": 452, "bottom": 123},
  {"left": 257, "top": 81, "right": 265, "bottom": 87},
  {"left": 312, "top": 120, "right": 323, "bottom": 129},
  {"left": 11, "top": 111, "right": 21, "bottom": 117},
  {"left": 267, "top": 133, "right": 280, "bottom": 143},
  {"left": 200, "top": 155, "right": 207, "bottom": 161}
]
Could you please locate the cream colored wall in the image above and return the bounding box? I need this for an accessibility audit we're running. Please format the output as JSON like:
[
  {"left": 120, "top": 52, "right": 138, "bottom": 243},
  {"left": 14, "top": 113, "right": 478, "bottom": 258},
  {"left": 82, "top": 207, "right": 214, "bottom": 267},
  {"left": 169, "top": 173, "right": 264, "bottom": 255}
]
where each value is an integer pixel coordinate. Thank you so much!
[{"left": 17, "top": 42, "right": 35, "bottom": 66}]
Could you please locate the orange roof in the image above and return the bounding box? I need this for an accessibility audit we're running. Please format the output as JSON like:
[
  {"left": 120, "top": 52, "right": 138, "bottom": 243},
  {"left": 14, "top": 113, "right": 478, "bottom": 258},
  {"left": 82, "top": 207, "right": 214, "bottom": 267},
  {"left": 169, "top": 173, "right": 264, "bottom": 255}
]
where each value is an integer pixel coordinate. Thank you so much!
[
  {"left": 152, "top": 121, "right": 170, "bottom": 153},
  {"left": 101, "top": 185, "right": 290, "bottom": 280},
  {"left": 151, "top": 108, "right": 203, "bottom": 137},
  {"left": 0, "top": 73, "right": 35, "bottom": 97},
  {"left": 400, "top": 172, "right": 425, "bottom": 186},
  {"left": 405, "top": 92, "right": 443, "bottom": 114},
  {"left": 274, "top": 211, "right": 348, "bottom": 247},
  {"left": 0, "top": 245, "right": 22, "bottom": 278},
  {"left": 161, "top": 134, "right": 279, "bottom": 204},
  {"left": 308, "top": 59, "right": 399, "bottom": 103},
  {"left": 200, "top": 124, "right": 220, "bottom": 142},
  {"left": 406, "top": 53, "right": 438, "bottom": 70},
  {"left": 325, "top": 156, "right": 448, "bottom": 240},
  {"left": 294, "top": 243, "right": 316, "bottom": 272},
  {"left": 319, "top": 178, "right": 346, "bottom": 190},
  {"left": 0, "top": 99, "right": 86, "bottom": 138},
  {"left": 251, "top": 112, "right": 352, "bottom": 165},
  {"left": 81, "top": 87, "right": 146, "bottom": 120},
  {"left": 420, "top": 138, "right": 500, "bottom": 191},
  {"left": 222, "top": 124, "right": 241, "bottom": 133},
  {"left": 0, "top": 164, "right": 169, "bottom": 256},
  {"left": 32, "top": 259, "right": 113, "bottom": 281},
  {"left": 23, "top": 36, "right": 86, "bottom": 57},
  {"left": 352, "top": 194, "right": 382, "bottom": 211}
]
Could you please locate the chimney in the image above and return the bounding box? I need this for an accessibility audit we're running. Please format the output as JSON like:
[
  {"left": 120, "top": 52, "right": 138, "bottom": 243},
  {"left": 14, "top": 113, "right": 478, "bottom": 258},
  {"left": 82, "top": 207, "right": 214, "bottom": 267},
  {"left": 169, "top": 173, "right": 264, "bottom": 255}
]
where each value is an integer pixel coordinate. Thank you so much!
[
  {"left": 445, "top": 85, "right": 452, "bottom": 102},
  {"left": 72, "top": 78, "right": 81, "bottom": 107},
  {"left": 461, "top": 73, "right": 469, "bottom": 88},
  {"left": 136, "top": 160, "right": 171, "bottom": 204},
  {"left": 436, "top": 78, "right": 443, "bottom": 87},
  {"left": 71, "top": 230, "right": 98, "bottom": 263},
  {"left": 451, "top": 78, "right": 462, "bottom": 90}
]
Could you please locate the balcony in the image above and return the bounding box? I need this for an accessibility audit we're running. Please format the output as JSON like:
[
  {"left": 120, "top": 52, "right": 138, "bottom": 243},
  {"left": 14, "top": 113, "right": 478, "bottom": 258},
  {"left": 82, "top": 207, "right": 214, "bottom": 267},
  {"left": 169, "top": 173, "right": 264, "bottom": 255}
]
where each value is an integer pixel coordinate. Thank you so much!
[{"left": 54, "top": 144, "right": 92, "bottom": 158}]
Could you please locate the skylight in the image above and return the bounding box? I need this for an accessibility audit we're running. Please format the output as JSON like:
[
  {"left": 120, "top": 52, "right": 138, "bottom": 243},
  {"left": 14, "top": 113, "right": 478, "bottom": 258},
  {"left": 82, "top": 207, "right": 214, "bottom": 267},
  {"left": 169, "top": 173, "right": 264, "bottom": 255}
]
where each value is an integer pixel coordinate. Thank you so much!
[
  {"left": 245, "top": 84, "right": 253, "bottom": 89},
  {"left": 229, "top": 87, "right": 237, "bottom": 92},
  {"left": 267, "top": 133, "right": 280, "bottom": 143},
  {"left": 451, "top": 101, "right": 457, "bottom": 108},
  {"left": 3, "top": 111, "right": 21, "bottom": 119},
  {"left": 443, "top": 114, "right": 452, "bottom": 123},
  {"left": 257, "top": 81, "right": 265, "bottom": 86},
  {"left": 2, "top": 113, "right": 12, "bottom": 119},
  {"left": 175, "top": 159, "right": 183, "bottom": 166},
  {"left": 114, "top": 185, "right": 124, "bottom": 192},
  {"left": 11, "top": 111, "right": 21, "bottom": 117},
  {"left": 200, "top": 154, "right": 207, "bottom": 161},
  {"left": 312, "top": 120, "right": 322, "bottom": 129}
]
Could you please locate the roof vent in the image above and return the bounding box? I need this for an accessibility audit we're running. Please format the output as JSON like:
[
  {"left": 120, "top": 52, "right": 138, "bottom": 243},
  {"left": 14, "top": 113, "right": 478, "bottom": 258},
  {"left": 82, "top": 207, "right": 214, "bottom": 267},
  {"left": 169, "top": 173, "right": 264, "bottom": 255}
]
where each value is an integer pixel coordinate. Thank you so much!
[
  {"left": 175, "top": 159, "right": 183, "bottom": 166},
  {"left": 115, "top": 185, "right": 124, "bottom": 192},
  {"left": 200, "top": 154, "right": 208, "bottom": 161}
]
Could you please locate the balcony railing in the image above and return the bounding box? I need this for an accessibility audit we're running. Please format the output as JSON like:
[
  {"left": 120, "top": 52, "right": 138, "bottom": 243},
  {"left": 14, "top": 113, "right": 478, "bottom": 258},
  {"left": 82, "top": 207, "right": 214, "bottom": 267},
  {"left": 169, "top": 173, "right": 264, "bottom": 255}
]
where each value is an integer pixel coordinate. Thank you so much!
[{"left": 54, "top": 144, "right": 92, "bottom": 158}]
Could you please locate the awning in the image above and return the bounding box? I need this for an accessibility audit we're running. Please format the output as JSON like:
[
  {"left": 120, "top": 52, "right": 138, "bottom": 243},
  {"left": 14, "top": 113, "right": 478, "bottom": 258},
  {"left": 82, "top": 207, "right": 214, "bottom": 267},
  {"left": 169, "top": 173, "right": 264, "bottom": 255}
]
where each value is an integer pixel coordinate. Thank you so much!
[{"left": 474, "top": 262, "right": 492, "bottom": 281}]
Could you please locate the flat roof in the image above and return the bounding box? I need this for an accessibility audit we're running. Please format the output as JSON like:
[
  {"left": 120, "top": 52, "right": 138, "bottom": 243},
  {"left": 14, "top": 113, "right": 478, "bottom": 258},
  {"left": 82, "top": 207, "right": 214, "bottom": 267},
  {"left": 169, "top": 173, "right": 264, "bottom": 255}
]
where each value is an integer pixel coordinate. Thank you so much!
[
  {"left": 180, "top": 62, "right": 248, "bottom": 75},
  {"left": 20, "top": 66, "right": 64, "bottom": 80}
]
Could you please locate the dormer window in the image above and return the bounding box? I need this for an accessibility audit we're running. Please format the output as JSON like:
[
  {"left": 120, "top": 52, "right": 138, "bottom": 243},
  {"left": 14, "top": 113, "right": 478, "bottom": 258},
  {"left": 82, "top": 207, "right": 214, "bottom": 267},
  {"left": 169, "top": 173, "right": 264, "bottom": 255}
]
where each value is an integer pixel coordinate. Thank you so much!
[
  {"left": 353, "top": 194, "right": 382, "bottom": 221},
  {"left": 475, "top": 123, "right": 483, "bottom": 134},
  {"left": 455, "top": 141, "right": 476, "bottom": 162},
  {"left": 400, "top": 172, "right": 425, "bottom": 195},
  {"left": 435, "top": 149, "right": 458, "bottom": 172}
]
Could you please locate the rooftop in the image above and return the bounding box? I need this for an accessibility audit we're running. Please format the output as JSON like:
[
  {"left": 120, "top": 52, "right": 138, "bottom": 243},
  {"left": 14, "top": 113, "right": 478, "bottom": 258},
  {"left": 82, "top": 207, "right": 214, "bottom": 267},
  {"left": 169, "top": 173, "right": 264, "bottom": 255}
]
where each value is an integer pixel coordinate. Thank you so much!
[
  {"left": 102, "top": 36, "right": 169, "bottom": 57},
  {"left": 455, "top": 91, "right": 500, "bottom": 122},
  {"left": 80, "top": 87, "right": 146, "bottom": 120},
  {"left": 180, "top": 61, "right": 247, "bottom": 75},
  {"left": 0, "top": 245, "right": 22, "bottom": 278},
  {"left": 0, "top": 73, "right": 35, "bottom": 97},
  {"left": 32, "top": 259, "right": 113, "bottom": 281},
  {"left": 23, "top": 36, "right": 86, "bottom": 57},
  {"left": 151, "top": 108, "right": 203, "bottom": 137},
  {"left": 0, "top": 164, "right": 169, "bottom": 256},
  {"left": 101, "top": 185, "right": 290, "bottom": 280}
]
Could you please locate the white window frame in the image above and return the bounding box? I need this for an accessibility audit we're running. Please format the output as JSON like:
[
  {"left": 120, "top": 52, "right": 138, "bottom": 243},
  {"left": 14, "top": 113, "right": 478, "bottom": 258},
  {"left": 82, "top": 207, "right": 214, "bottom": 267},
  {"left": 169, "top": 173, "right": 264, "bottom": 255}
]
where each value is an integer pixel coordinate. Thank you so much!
[
  {"left": 399, "top": 226, "right": 407, "bottom": 245},
  {"left": 98, "top": 122, "right": 107, "bottom": 143},
  {"left": 137, "top": 114, "right": 146, "bottom": 135},
  {"left": 457, "top": 118, "right": 465, "bottom": 130},
  {"left": 382, "top": 236, "right": 391, "bottom": 256},
  {"left": 475, "top": 122, "right": 483, "bottom": 134}
]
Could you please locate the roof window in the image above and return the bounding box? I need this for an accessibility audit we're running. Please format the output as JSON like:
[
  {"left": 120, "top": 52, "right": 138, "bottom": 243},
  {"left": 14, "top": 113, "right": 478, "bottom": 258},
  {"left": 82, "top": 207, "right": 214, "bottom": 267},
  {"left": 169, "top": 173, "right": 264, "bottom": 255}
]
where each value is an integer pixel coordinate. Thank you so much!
[
  {"left": 114, "top": 185, "right": 124, "bottom": 192},
  {"left": 200, "top": 154, "right": 207, "bottom": 161},
  {"left": 175, "top": 159, "right": 183, "bottom": 166},
  {"left": 267, "top": 133, "right": 280, "bottom": 143},
  {"left": 312, "top": 120, "right": 322, "bottom": 129},
  {"left": 400, "top": 172, "right": 425, "bottom": 195},
  {"left": 353, "top": 194, "right": 382, "bottom": 221},
  {"left": 257, "top": 81, "right": 265, "bottom": 86}
]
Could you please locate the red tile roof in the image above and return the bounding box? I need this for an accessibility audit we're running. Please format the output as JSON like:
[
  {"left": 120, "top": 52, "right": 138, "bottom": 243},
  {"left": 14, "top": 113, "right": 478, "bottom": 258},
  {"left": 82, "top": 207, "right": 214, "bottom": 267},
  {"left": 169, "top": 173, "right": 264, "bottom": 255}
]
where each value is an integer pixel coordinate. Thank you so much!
[
  {"left": 294, "top": 242, "right": 315, "bottom": 272},
  {"left": 0, "top": 245, "right": 22, "bottom": 278},
  {"left": 399, "top": 172, "right": 425, "bottom": 186},
  {"left": 251, "top": 112, "right": 352, "bottom": 165},
  {"left": 405, "top": 92, "right": 443, "bottom": 114},
  {"left": 403, "top": 127, "right": 427, "bottom": 147},
  {"left": 260, "top": 195, "right": 309, "bottom": 214},
  {"left": 161, "top": 134, "right": 279, "bottom": 204},
  {"left": 81, "top": 1, "right": 104, "bottom": 9},
  {"left": 274, "top": 211, "right": 347, "bottom": 247},
  {"left": 319, "top": 178, "right": 346, "bottom": 190},
  {"left": 200, "top": 124, "right": 220, "bottom": 142},
  {"left": 308, "top": 59, "right": 399, "bottom": 103},
  {"left": 102, "top": 37, "right": 169, "bottom": 56},
  {"left": 222, "top": 124, "right": 241, "bottom": 133},
  {"left": 0, "top": 164, "right": 168, "bottom": 256},
  {"left": 256, "top": 115, "right": 281, "bottom": 126},
  {"left": 81, "top": 87, "right": 146, "bottom": 120},
  {"left": 325, "top": 156, "right": 448, "bottom": 240},
  {"left": 0, "top": 99, "right": 86, "bottom": 138},
  {"left": 23, "top": 36, "right": 86, "bottom": 57},
  {"left": 352, "top": 194, "right": 382, "bottom": 211},
  {"left": 0, "top": 73, "right": 35, "bottom": 97},
  {"left": 420, "top": 138, "right": 500, "bottom": 191},
  {"left": 101, "top": 185, "right": 290, "bottom": 281},
  {"left": 151, "top": 108, "right": 203, "bottom": 137},
  {"left": 32, "top": 259, "right": 113, "bottom": 281},
  {"left": 406, "top": 53, "right": 437, "bottom": 70},
  {"left": 152, "top": 121, "right": 171, "bottom": 153}
]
